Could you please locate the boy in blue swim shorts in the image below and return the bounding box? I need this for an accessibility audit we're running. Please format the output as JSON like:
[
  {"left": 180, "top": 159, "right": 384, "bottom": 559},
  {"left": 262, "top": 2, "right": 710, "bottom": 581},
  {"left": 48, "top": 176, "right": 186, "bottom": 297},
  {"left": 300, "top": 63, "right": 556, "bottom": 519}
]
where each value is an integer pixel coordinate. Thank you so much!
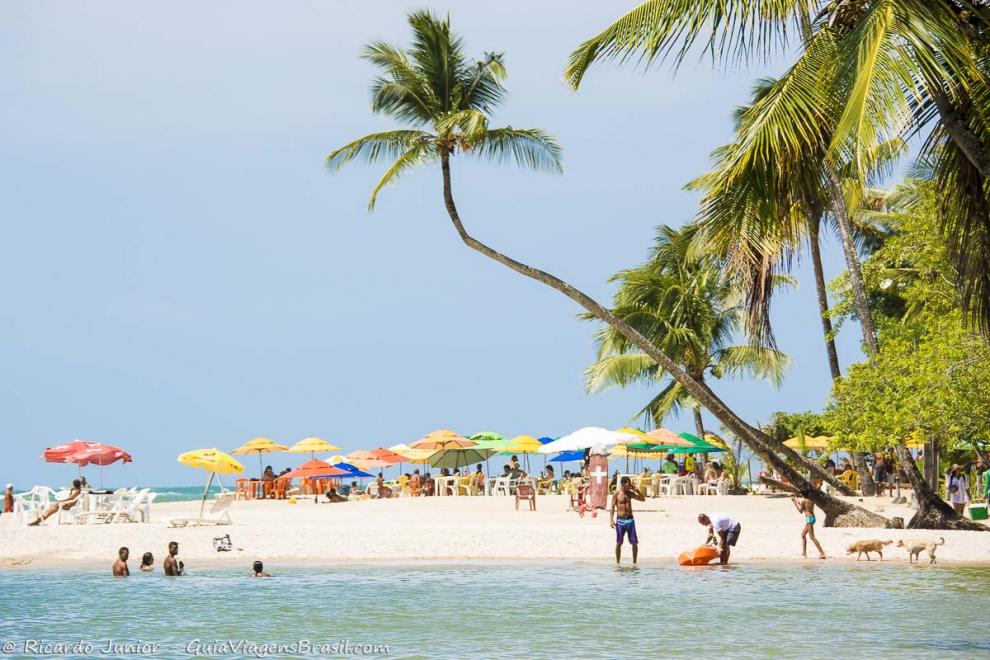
[
  {"left": 791, "top": 495, "right": 826, "bottom": 559},
  {"left": 610, "top": 476, "right": 645, "bottom": 564}
]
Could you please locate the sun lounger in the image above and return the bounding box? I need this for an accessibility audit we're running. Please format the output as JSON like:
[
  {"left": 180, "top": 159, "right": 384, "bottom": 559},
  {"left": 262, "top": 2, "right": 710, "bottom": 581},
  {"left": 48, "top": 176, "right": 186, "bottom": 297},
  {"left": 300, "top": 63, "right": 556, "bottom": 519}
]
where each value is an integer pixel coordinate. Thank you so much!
[{"left": 168, "top": 493, "right": 234, "bottom": 527}]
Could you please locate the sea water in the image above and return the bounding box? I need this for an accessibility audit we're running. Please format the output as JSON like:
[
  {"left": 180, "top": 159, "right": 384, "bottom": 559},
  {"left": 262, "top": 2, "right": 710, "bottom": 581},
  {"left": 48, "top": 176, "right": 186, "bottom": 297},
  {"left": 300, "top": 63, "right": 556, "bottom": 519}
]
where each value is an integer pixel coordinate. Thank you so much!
[{"left": 0, "top": 562, "right": 988, "bottom": 659}]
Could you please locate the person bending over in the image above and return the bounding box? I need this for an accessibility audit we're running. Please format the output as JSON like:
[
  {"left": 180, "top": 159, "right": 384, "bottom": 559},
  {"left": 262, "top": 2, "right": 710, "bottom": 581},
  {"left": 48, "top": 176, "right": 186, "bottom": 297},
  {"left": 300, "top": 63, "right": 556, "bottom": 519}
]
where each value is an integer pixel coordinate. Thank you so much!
[{"left": 698, "top": 512, "right": 741, "bottom": 565}]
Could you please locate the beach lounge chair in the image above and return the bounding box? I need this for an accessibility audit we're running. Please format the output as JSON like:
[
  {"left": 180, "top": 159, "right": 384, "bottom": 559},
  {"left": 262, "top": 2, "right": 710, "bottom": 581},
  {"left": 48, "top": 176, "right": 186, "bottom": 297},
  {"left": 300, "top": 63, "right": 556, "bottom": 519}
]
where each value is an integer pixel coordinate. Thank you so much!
[
  {"left": 168, "top": 493, "right": 235, "bottom": 527},
  {"left": 515, "top": 484, "right": 536, "bottom": 511}
]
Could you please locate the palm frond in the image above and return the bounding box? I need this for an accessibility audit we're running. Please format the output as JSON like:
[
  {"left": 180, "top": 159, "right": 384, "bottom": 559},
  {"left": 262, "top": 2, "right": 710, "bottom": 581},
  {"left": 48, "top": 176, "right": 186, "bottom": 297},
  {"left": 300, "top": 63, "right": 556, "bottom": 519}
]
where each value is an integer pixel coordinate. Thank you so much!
[
  {"left": 583, "top": 352, "right": 657, "bottom": 394},
  {"left": 564, "top": 0, "right": 805, "bottom": 89},
  {"left": 325, "top": 130, "right": 433, "bottom": 172},
  {"left": 712, "top": 345, "right": 791, "bottom": 387},
  {"left": 470, "top": 128, "right": 563, "bottom": 173},
  {"left": 367, "top": 142, "right": 438, "bottom": 211}
]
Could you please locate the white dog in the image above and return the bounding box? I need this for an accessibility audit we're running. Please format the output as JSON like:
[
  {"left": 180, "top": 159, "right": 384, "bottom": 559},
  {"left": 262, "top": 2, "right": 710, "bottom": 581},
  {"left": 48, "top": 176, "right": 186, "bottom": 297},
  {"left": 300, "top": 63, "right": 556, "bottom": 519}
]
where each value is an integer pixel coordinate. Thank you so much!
[{"left": 896, "top": 537, "right": 945, "bottom": 564}]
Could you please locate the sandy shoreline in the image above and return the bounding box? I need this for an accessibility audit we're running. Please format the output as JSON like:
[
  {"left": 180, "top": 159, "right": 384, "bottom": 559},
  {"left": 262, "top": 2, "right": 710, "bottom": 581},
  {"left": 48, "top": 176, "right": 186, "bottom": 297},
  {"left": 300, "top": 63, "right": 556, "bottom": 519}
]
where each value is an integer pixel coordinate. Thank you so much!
[{"left": 2, "top": 494, "right": 988, "bottom": 568}]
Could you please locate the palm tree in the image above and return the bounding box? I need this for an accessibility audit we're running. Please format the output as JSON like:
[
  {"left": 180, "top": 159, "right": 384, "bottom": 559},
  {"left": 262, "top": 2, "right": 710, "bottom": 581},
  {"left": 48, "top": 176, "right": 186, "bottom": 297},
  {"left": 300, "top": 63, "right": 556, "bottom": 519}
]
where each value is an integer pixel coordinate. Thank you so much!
[
  {"left": 584, "top": 224, "right": 790, "bottom": 442},
  {"left": 326, "top": 10, "right": 883, "bottom": 527},
  {"left": 563, "top": 0, "right": 990, "bottom": 341}
]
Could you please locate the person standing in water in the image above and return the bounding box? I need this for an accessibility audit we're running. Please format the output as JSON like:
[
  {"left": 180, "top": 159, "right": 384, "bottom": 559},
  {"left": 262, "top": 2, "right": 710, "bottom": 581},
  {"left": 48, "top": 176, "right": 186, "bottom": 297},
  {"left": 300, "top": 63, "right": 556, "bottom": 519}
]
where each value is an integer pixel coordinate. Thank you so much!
[
  {"left": 791, "top": 496, "right": 826, "bottom": 559},
  {"left": 163, "top": 541, "right": 183, "bottom": 576},
  {"left": 251, "top": 561, "right": 271, "bottom": 577},
  {"left": 610, "top": 476, "right": 645, "bottom": 564},
  {"left": 139, "top": 552, "right": 154, "bottom": 572},
  {"left": 112, "top": 547, "right": 129, "bottom": 577}
]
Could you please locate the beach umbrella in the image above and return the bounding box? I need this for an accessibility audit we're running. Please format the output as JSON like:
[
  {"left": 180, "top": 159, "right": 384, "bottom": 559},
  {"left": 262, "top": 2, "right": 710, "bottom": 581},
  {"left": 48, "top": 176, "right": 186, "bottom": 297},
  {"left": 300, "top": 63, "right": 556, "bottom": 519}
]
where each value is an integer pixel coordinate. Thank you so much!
[
  {"left": 288, "top": 436, "right": 341, "bottom": 459},
  {"left": 410, "top": 429, "right": 476, "bottom": 450},
  {"left": 427, "top": 446, "right": 497, "bottom": 470},
  {"left": 387, "top": 444, "right": 434, "bottom": 464},
  {"left": 538, "top": 427, "right": 637, "bottom": 454},
  {"left": 345, "top": 450, "right": 392, "bottom": 472},
  {"left": 43, "top": 441, "right": 133, "bottom": 488},
  {"left": 646, "top": 428, "right": 695, "bottom": 447},
  {"left": 466, "top": 434, "right": 510, "bottom": 478},
  {"left": 177, "top": 448, "right": 244, "bottom": 517},
  {"left": 783, "top": 435, "right": 832, "bottom": 451},
  {"left": 231, "top": 437, "right": 289, "bottom": 478},
  {"left": 411, "top": 430, "right": 477, "bottom": 471},
  {"left": 370, "top": 448, "right": 407, "bottom": 463},
  {"left": 325, "top": 461, "right": 374, "bottom": 479},
  {"left": 501, "top": 435, "right": 543, "bottom": 472},
  {"left": 282, "top": 459, "right": 350, "bottom": 480},
  {"left": 615, "top": 427, "right": 652, "bottom": 443}
]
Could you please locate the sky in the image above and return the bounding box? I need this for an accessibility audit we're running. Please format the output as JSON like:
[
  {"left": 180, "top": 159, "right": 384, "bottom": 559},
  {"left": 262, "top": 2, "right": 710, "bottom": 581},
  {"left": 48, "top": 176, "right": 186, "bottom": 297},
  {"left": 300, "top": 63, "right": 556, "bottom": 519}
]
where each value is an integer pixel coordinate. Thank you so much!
[{"left": 1, "top": 1, "right": 867, "bottom": 487}]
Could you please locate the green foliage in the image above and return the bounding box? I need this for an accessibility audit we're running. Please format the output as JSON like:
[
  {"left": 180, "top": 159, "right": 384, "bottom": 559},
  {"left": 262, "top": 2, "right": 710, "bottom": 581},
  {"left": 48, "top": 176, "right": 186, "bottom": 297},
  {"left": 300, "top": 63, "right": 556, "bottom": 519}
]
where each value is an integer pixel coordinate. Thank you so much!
[
  {"left": 827, "top": 178, "right": 990, "bottom": 451},
  {"left": 761, "top": 410, "right": 829, "bottom": 443},
  {"left": 566, "top": 0, "right": 990, "bottom": 337},
  {"left": 827, "top": 313, "right": 990, "bottom": 452},
  {"left": 584, "top": 224, "right": 790, "bottom": 427},
  {"left": 326, "top": 10, "right": 562, "bottom": 210}
]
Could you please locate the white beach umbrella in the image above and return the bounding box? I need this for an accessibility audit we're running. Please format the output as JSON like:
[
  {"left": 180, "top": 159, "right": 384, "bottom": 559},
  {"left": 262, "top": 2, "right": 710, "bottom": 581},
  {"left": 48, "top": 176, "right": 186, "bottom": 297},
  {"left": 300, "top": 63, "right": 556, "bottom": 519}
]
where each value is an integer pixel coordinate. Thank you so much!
[{"left": 538, "top": 427, "right": 637, "bottom": 454}]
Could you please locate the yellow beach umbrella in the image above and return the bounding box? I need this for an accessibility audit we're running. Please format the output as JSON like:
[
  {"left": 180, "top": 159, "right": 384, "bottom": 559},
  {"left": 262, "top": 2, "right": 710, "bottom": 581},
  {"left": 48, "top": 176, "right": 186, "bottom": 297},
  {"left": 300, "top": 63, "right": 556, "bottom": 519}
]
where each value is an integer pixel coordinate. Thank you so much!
[
  {"left": 288, "top": 436, "right": 341, "bottom": 458},
  {"left": 615, "top": 427, "right": 652, "bottom": 444},
  {"left": 503, "top": 435, "right": 544, "bottom": 453},
  {"left": 177, "top": 448, "right": 244, "bottom": 516},
  {"left": 388, "top": 444, "right": 433, "bottom": 464},
  {"left": 783, "top": 435, "right": 832, "bottom": 451},
  {"left": 231, "top": 437, "right": 289, "bottom": 478}
]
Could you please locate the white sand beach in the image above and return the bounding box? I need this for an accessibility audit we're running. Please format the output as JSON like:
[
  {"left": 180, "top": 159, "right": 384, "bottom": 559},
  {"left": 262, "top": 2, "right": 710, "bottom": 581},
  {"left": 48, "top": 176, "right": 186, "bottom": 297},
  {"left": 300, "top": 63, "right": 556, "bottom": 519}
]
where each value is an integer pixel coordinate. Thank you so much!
[{"left": 2, "top": 494, "right": 988, "bottom": 568}]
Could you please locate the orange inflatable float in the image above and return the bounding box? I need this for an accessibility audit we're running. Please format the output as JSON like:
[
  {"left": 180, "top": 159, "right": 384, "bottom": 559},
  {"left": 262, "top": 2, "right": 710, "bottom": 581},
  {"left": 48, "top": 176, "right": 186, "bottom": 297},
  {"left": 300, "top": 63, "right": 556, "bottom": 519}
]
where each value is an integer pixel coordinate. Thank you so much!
[{"left": 678, "top": 545, "right": 720, "bottom": 566}]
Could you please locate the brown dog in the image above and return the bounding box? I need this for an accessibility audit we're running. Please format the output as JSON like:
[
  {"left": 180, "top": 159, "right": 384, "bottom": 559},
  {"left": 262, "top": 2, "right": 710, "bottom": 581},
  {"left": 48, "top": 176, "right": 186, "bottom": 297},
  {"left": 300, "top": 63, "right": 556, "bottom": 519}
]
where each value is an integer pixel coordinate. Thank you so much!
[
  {"left": 846, "top": 539, "right": 893, "bottom": 561},
  {"left": 897, "top": 537, "right": 945, "bottom": 564}
]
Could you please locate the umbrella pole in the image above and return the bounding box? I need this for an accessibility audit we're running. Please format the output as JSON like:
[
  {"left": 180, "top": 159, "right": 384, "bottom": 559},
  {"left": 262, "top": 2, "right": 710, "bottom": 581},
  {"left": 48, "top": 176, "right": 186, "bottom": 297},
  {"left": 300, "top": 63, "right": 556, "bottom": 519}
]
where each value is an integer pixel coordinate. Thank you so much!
[
  {"left": 100, "top": 463, "right": 104, "bottom": 489},
  {"left": 200, "top": 472, "right": 215, "bottom": 518},
  {"left": 258, "top": 452, "right": 263, "bottom": 479}
]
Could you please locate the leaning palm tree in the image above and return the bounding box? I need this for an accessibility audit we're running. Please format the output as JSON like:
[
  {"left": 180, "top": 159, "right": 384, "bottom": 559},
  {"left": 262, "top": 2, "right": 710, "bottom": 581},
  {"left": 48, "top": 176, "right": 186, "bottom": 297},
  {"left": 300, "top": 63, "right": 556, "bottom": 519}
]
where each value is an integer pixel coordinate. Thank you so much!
[
  {"left": 564, "top": 0, "right": 990, "bottom": 341},
  {"left": 326, "top": 10, "right": 884, "bottom": 527},
  {"left": 584, "top": 224, "right": 790, "bottom": 441}
]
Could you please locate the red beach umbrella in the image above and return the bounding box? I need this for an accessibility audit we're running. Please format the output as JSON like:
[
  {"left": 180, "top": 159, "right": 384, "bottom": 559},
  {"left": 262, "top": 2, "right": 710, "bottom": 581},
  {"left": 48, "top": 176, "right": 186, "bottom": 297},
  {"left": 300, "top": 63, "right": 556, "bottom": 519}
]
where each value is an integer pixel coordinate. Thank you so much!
[
  {"left": 43, "top": 440, "right": 132, "bottom": 488},
  {"left": 282, "top": 459, "right": 350, "bottom": 480}
]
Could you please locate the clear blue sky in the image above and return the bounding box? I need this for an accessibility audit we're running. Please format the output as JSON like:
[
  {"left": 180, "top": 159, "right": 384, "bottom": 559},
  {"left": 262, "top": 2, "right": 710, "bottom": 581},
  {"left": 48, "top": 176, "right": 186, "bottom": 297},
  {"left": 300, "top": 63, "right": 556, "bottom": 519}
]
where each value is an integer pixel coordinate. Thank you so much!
[{"left": 1, "top": 1, "right": 865, "bottom": 487}]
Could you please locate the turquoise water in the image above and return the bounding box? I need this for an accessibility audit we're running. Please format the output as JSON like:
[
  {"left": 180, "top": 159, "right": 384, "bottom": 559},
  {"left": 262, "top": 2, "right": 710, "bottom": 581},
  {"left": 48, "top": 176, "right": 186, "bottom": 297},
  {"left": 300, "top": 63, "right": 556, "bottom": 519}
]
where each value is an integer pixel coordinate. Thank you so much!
[{"left": 1, "top": 563, "right": 988, "bottom": 658}]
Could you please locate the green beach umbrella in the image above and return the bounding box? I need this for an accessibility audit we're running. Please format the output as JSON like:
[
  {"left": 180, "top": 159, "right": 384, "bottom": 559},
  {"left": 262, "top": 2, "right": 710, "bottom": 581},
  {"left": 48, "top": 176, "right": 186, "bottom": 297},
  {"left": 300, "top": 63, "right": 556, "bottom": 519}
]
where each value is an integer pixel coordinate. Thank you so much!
[{"left": 469, "top": 432, "right": 511, "bottom": 478}]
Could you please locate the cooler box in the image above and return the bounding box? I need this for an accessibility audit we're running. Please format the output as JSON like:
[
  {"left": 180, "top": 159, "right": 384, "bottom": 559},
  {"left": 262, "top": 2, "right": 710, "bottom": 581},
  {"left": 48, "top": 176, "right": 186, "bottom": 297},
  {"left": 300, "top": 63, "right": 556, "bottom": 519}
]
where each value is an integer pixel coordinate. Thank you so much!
[{"left": 969, "top": 503, "right": 988, "bottom": 521}]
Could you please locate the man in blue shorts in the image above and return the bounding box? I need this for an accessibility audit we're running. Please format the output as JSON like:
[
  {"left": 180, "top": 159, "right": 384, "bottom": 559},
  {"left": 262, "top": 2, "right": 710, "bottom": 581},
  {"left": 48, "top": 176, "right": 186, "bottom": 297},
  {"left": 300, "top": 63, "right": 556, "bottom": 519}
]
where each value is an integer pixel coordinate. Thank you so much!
[{"left": 610, "top": 476, "right": 645, "bottom": 564}]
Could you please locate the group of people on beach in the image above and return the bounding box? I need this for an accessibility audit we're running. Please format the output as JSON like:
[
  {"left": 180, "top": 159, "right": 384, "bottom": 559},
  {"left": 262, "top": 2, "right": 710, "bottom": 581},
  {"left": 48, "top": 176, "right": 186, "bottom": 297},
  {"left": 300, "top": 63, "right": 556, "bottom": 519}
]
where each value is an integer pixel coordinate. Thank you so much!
[{"left": 608, "top": 475, "right": 827, "bottom": 565}]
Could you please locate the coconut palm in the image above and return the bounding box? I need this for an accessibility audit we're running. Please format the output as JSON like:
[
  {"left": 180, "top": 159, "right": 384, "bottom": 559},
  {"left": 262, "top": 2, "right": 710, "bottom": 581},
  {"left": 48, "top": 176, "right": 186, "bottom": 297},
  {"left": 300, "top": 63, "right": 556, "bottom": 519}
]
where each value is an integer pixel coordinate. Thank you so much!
[
  {"left": 326, "top": 10, "right": 884, "bottom": 527},
  {"left": 584, "top": 224, "right": 790, "bottom": 440},
  {"left": 564, "top": 0, "right": 990, "bottom": 340}
]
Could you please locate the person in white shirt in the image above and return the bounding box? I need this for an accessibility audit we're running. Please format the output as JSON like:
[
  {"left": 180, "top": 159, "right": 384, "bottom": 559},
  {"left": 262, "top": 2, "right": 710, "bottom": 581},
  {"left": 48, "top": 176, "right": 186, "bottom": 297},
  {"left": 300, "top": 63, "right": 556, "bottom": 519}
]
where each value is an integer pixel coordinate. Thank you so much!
[{"left": 698, "top": 512, "right": 741, "bottom": 565}]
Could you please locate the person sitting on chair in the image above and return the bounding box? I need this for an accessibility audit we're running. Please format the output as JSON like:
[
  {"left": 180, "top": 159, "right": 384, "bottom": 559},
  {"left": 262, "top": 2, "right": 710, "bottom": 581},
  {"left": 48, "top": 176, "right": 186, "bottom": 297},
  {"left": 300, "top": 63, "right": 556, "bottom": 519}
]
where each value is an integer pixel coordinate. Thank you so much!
[{"left": 29, "top": 479, "right": 82, "bottom": 526}]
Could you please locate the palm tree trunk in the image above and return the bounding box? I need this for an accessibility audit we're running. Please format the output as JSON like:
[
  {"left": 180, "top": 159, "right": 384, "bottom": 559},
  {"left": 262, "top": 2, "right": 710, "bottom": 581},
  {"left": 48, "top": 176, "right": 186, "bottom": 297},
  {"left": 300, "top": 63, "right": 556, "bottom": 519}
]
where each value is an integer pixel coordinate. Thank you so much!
[
  {"left": 823, "top": 170, "right": 880, "bottom": 354},
  {"left": 775, "top": 441, "right": 857, "bottom": 496},
  {"left": 439, "top": 155, "right": 885, "bottom": 527},
  {"left": 892, "top": 444, "right": 986, "bottom": 530},
  {"left": 692, "top": 404, "right": 706, "bottom": 479},
  {"left": 800, "top": 5, "right": 879, "bottom": 356},
  {"left": 808, "top": 214, "right": 842, "bottom": 380}
]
